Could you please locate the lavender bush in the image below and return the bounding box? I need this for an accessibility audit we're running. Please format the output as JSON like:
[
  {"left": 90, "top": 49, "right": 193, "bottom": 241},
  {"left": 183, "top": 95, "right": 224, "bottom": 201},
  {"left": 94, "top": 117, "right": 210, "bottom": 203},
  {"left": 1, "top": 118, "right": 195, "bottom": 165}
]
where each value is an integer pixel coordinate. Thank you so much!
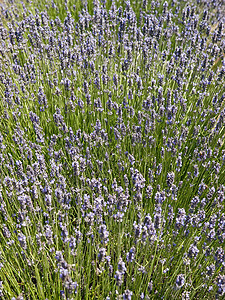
[{"left": 0, "top": 0, "right": 224, "bottom": 299}]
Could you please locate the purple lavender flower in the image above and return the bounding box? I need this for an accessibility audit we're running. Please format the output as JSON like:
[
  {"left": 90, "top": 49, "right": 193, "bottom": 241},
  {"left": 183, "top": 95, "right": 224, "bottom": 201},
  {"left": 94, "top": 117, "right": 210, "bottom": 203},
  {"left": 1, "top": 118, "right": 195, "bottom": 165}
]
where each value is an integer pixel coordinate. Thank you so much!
[
  {"left": 175, "top": 274, "right": 185, "bottom": 289},
  {"left": 126, "top": 247, "right": 135, "bottom": 262}
]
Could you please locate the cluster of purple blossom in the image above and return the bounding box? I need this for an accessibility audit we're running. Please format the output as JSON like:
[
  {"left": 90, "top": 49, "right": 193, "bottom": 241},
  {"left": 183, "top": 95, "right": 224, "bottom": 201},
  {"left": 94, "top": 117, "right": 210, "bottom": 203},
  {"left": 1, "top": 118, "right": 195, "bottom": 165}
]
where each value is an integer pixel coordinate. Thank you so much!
[{"left": 0, "top": 0, "right": 224, "bottom": 299}]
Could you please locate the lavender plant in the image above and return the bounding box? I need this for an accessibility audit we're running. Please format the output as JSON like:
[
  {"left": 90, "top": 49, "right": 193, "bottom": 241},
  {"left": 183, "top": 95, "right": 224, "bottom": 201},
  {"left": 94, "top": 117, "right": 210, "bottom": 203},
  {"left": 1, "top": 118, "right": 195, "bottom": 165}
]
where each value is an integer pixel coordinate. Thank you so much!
[{"left": 0, "top": 0, "right": 224, "bottom": 299}]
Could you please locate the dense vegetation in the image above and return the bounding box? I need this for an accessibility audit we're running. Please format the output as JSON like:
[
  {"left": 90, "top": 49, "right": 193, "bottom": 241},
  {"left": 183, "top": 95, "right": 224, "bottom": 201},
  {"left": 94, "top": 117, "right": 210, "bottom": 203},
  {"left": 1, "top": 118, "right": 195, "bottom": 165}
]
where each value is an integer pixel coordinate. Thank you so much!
[{"left": 0, "top": 0, "right": 224, "bottom": 299}]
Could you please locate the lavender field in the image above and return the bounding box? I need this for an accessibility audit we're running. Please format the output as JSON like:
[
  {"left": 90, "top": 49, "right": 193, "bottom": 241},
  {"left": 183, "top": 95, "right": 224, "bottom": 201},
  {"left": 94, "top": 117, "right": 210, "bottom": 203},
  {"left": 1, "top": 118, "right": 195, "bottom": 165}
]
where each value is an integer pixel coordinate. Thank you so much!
[{"left": 0, "top": 0, "right": 224, "bottom": 299}]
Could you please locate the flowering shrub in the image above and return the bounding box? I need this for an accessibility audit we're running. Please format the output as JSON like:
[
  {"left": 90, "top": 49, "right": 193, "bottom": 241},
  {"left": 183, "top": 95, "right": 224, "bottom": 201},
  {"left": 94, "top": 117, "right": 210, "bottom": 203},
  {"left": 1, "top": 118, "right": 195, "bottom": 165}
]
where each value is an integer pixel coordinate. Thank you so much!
[{"left": 0, "top": 0, "right": 224, "bottom": 299}]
